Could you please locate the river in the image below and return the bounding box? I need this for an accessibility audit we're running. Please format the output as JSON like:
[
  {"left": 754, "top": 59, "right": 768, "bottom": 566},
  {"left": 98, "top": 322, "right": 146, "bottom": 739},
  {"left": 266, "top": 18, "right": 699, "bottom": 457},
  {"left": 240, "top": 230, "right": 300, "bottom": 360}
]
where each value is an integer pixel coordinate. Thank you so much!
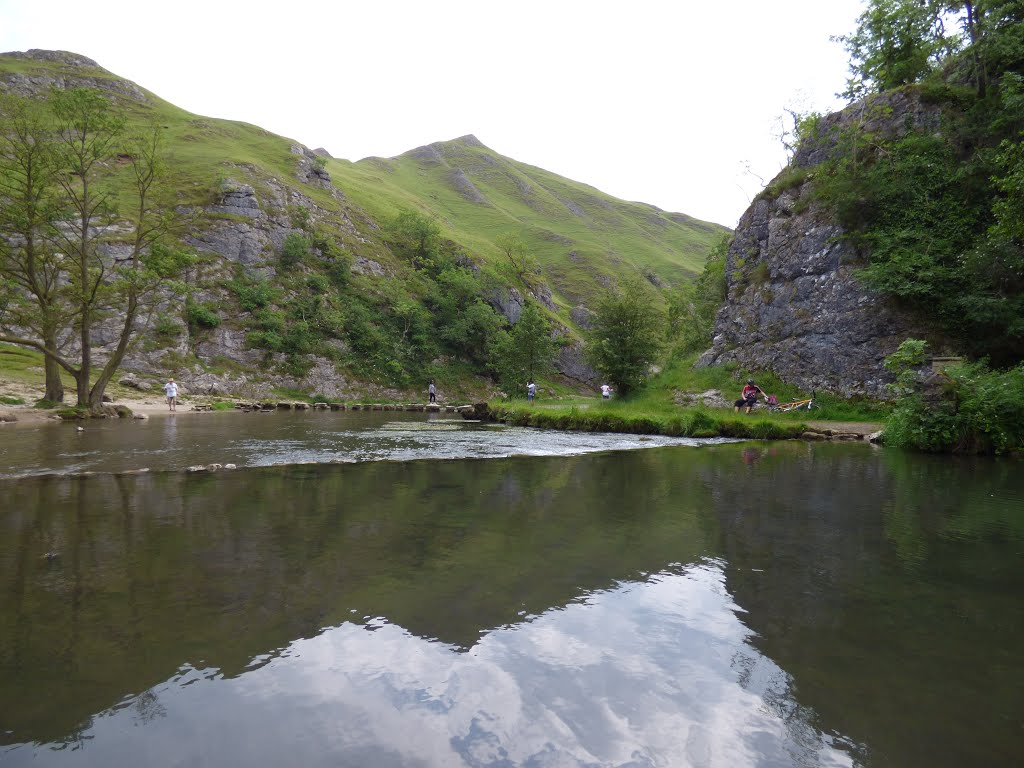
[{"left": 0, "top": 411, "right": 1021, "bottom": 767}]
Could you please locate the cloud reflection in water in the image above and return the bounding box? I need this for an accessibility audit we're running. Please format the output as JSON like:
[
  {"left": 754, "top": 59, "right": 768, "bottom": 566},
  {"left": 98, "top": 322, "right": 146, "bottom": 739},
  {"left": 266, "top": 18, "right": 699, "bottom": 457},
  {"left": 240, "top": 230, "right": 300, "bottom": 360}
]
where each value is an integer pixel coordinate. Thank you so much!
[{"left": 11, "top": 562, "right": 855, "bottom": 768}]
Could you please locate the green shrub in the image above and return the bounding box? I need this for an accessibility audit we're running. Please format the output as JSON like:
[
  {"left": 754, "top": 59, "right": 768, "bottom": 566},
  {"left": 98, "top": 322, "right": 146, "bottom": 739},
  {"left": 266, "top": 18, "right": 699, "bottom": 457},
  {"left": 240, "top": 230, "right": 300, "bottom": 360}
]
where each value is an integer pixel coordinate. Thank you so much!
[
  {"left": 281, "top": 233, "right": 311, "bottom": 271},
  {"left": 153, "top": 314, "right": 182, "bottom": 338},
  {"left": 186, "top": 301, "right": 221, "bottom": 331},
  {"left": 229, "top": 278, "right": 276, "bottom": 311},
  {"left": 883, "top": 346, "right": 1024, "bottom": 454}
]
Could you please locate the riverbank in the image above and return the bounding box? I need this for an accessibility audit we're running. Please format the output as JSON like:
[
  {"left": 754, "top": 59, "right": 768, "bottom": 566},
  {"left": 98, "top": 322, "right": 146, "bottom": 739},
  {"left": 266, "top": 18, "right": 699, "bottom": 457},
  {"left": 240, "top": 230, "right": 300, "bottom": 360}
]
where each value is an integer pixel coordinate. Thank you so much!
[
  {"left": 479, "top": 403, "right": 883, "bottom": 442},
  {"left": 0, "top": 395, "right": 190, "bottom": 426}
]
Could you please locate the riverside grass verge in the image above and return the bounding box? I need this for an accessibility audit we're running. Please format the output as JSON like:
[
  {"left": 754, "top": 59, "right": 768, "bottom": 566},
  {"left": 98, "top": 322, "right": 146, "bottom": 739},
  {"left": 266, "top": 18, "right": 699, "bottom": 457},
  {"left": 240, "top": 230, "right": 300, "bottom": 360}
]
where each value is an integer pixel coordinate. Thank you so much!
[{"left": 486, "top": 402, "right": 808, "bottom": 440}]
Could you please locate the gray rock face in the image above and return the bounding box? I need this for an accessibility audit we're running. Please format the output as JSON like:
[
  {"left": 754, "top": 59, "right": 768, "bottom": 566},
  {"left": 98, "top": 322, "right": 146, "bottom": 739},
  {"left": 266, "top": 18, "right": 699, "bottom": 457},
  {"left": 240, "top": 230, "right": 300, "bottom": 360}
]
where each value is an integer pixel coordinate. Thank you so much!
[
  {"left": 698, "top": 92, "right": 942, "bottom": 399},
  {"left": 208, "top": 182, "right": 262, "bottom": 218},
  {"left": 555, "top": 343, "right": 599, "bottom": 385},
  {"left": 0, "top": 50, "right": 150, "bottom": 103},
  {"left": 570, "top": 305, "right": 595, "bottom": 330},
  {"left": 697, "top": 191, "right": 927, "bottom": 398},
  {"left": 487, "top": 286, "right": 524, "bottom": 324},
  {"left": 449, "top": 169, "right": 489, "bottom": 204}
]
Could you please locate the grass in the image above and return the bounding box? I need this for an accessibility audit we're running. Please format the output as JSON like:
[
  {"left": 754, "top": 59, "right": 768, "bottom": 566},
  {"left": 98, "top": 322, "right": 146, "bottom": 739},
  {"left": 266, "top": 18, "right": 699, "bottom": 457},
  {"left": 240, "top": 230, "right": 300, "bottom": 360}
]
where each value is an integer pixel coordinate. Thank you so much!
[
  {"left": 328, "top": 136, "right": 728, "bottom": 307},
  {"left": 490, "top": 353, "right": 889, "bottom": 437},
  {"left": 0, "top": 53, "right": 727, "bottom": 319},
  {"left": 487, "top": 400, "right": 807, "bottom": 440}
]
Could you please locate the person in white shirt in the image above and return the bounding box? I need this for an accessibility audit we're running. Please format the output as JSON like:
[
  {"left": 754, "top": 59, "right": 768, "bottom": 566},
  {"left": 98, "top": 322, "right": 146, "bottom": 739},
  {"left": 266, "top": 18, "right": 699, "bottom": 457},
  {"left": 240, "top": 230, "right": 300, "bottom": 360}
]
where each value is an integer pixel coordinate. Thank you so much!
[
  {"left": 163, "top": 378, "right": 178, "bottom": 411},
  {"left": 527, "top": 380, "right": 537, "bottom": 401},
  {"left": 601, "top": 383, "right": 612, "bottom": 400}
]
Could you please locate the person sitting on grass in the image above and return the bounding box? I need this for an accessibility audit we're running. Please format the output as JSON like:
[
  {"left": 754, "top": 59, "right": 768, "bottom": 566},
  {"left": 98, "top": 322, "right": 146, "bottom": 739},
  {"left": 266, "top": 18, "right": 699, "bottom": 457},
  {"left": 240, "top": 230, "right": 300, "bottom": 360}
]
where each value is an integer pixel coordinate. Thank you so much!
[{"left": 734, "top": 379, "right": 766, "bottom": 414}]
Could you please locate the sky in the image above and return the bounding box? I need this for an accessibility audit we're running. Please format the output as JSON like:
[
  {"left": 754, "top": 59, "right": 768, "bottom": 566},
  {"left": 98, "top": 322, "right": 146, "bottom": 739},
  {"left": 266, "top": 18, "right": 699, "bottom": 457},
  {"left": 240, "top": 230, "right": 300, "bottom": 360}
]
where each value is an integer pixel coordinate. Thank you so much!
[{"left": 0, "top": 0, "right": 866, "bottom": 228}]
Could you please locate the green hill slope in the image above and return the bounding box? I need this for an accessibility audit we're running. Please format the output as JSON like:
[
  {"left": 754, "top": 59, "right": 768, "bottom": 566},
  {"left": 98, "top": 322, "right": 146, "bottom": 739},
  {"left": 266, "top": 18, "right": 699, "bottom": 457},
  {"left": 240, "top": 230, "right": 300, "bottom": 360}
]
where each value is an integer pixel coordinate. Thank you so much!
[
  {"left": 0, "top": 49, "right": 729, "bottom": 399},
  {"left": 331, "top": 135, "right": 727, "bottom": 305}
]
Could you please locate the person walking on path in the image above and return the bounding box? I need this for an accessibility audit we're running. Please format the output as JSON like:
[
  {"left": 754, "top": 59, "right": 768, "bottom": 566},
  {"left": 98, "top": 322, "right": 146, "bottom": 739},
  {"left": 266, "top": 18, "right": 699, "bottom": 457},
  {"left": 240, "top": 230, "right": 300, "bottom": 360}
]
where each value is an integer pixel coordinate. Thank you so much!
[
  {"left": 600, "top": 383, "right": 613, "bottom": 400},
  {"left": 163, "top": 378, "right": 178, "bottom": 412},
  {"left": 527, "top": 380, "right": 537, "bottom": 402},
  {"left": 428, "top": 380, "right": 436, "bottom": 403}
]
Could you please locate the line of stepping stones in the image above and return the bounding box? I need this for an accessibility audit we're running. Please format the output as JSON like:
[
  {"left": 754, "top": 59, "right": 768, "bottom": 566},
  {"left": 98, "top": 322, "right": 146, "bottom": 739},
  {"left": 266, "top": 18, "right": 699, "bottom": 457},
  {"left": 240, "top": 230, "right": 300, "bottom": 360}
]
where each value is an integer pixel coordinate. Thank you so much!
[{"left": 190, "top": 402, "right": 477, "bottom": 413}]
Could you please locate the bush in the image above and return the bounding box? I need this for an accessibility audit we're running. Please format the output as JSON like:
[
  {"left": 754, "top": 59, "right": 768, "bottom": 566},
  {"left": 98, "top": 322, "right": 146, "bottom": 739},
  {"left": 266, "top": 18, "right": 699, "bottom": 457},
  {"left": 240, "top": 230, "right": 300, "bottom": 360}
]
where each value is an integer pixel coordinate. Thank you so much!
[
  {"left": 186, "top": 301, "right": 221, "bottom": 331},
  {"left": 883, "top": 349, "right": 1024, "bottom": 454},
  {"left": 281, "top": 233, "right": 311, "bottom": 271},
  {"left": 229, "top": 278, "right": 276, "bottom": 311},
  {"left": 153, "top": 314, "right": 182, "bottom": 338}
]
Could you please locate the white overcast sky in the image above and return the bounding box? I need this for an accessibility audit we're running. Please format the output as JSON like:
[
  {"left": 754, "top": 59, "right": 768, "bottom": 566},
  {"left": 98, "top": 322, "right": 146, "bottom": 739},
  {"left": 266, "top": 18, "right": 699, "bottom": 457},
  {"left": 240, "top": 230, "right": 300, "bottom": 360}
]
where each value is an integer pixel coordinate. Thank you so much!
[{"left": 1, "top": 0, "right": 865, "bottom": 228}]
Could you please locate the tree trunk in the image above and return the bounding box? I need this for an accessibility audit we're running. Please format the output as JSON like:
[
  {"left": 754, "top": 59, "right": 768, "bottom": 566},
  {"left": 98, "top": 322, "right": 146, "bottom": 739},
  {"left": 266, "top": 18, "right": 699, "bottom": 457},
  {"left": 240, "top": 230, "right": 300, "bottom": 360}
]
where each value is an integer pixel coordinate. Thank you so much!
[
  {"left": 42, "top": 333, "right": 65, "bottom": 403},
  {"left": 88, "top": 295, "right": 139, "bottom": 410}
]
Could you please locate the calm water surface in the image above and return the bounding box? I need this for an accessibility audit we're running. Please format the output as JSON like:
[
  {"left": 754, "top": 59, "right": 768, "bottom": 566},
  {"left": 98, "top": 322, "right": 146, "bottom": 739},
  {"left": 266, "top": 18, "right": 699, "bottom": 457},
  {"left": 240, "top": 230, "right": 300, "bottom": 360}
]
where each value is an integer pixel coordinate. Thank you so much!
[{"left": 0, "top": 412, "right": 1021, "bottom": 767}]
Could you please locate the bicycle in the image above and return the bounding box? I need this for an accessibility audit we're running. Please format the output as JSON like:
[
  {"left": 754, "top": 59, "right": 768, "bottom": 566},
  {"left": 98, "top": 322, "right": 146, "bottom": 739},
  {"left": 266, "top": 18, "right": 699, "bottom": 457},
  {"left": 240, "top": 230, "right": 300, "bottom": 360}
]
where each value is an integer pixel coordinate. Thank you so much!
[{"left": 767, "top": 391, "right": 816, "bottom": 412}]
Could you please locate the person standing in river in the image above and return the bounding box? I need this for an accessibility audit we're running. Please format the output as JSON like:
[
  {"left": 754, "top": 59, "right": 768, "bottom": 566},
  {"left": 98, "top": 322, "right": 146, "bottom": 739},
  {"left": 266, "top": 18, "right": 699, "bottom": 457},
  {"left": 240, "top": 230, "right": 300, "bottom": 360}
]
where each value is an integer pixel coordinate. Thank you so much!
[
  {"left": 428, "top": 379, "right": 436, "bottom": 403},
  {"left": 163, "top": 378, "right": 178, "bottom": 412}
]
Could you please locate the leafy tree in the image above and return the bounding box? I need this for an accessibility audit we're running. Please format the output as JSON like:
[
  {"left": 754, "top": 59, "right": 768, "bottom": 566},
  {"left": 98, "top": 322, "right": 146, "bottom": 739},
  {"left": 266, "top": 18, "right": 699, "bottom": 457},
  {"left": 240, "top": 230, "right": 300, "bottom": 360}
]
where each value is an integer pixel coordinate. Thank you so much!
[
  {"left": 491, "top": 301, "right": 557, "bottom": 390},
  {"left": 835, "top": 0, "right": 961, "bottom": 98},
  {"left": 495, "top": 232, "right": 540, "bottom": 284},
  {"left": 666, "top": 236, "right": 728, "bottom": 356},
  {"left": 809, "top": 0, "right": 1024, "bottom": 363},
  {"left": 0, "top": 93, "right": 69, "bottom": 402},
  {"left": 280, "top": 232, "right": 310, "bottom": 271},
  {"left": 387, "top": 208, "right": 441, "bottom": 270},
  {"left": 425, "top": 265, "right": 503, "bottom": 365},
  {"left": 0, "top": 88, "right": 191, "bottom": 410},
  {"left": 585, "top": 276, "right": 664, "bottom": 396},
  {"left": 835, "top": 1, "right": 1024, "bottom": 99}
]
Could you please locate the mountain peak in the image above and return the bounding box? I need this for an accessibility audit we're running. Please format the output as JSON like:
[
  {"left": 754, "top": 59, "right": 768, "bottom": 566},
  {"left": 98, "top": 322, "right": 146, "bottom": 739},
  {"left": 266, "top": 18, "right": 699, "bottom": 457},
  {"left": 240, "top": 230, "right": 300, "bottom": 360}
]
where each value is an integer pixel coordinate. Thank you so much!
[{"left": 451, "top": 134, "right": 485, "bottom": 149}]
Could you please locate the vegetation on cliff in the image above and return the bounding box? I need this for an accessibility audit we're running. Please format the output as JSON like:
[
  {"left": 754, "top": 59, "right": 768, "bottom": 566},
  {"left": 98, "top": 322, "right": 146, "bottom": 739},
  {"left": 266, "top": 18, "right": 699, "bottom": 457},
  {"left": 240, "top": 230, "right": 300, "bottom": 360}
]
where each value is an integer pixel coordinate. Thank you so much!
[
  {"left": 883, "top": 339, "right": 1024, "bottom": 453},
  {"left": 816, "top": 0, "right": 1024, "bottom": 364}
]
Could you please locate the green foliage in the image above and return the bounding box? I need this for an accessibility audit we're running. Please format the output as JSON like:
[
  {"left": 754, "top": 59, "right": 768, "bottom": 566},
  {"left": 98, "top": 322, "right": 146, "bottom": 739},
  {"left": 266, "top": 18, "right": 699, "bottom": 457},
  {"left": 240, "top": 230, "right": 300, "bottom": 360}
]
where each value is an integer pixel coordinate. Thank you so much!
[
  {"left": 586, "top": 275, "right": 665, "bottom": 396},
  {"left": 280, "top": 233, "right": 311, "bottom": 271},
  {"left": 814, "top": 103, "right": 1024, "bottom": 361},
  {"left": 227, "top": 276, "right": 277, "bottom": 311},
  {"left": 387, "top": 209, "right": 441, "bottom": 270},
  {"left": 667, "top": 236, "right": 728, "bottom": 356},
  {"left": 425, "top": 265, "right": 503, "bottom": 365},
  {"left": 153, "top": 314, "right": 182, "bottom": 338},
  {"left": 0, "top": 86, "right": 190, "bottom": 408},
  {"left": 884, "top": 338, "right": 929, "bottom": 396},
  {"left": 490, "top": 301, "right": 558, "bottom": 391},
  {"left": 185, "top": 300, "right": 221, "bottom": 331},
  {"left": 494, "top": 231, "right": 540, "bottom": 284},
  {"left": 834, "top": 0, "right": 961, "bottom": 99},
  {"left": 884, "top": 358, "right": 1024, "bottom": 454},
  {"left": 0, "top": 394, "right": 24, "bottom": 405},
  {"left": 309, "top": 230, "right": 351, "bottom": 289}
]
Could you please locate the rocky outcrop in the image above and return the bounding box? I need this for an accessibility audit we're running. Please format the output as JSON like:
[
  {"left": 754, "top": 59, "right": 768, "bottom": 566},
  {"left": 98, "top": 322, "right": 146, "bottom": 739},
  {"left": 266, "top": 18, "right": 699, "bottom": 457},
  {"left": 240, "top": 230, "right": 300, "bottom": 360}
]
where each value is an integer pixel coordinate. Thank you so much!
[
  {"left": 698, "top": 91, "right": 944, "bottom": 399},
  {"left": 0, "top": 50, "right": 150, "bottom": 103}
]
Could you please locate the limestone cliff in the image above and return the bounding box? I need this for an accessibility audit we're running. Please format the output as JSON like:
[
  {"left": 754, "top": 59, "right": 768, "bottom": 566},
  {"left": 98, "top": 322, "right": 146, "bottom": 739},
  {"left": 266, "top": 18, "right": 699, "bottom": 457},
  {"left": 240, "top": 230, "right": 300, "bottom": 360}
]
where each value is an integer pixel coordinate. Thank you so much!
[{"left": 698, "top": 91, "right": 948, "bottom": 399}]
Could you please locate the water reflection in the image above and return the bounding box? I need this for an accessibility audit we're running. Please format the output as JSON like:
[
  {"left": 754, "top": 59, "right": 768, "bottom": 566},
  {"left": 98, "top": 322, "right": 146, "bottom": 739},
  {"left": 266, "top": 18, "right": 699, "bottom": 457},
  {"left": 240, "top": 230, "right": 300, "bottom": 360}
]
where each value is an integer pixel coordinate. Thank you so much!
[
  {"left": 1, "top": 438, "right": 1022, "bottom": 766},
  {"left": 2, "top": 563, "right": 853, "bottom": 768}
]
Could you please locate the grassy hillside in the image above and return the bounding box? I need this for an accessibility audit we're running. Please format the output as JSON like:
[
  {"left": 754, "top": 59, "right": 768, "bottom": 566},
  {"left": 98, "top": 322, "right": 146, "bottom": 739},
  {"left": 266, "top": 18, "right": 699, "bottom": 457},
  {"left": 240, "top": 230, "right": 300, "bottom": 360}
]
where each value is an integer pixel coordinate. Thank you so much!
[
  {"left": 0, "top": 49, "right": 729, "bottom": 399},
  {"left": 330, "top": 136, "right": 727, "bottom": 306}
]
